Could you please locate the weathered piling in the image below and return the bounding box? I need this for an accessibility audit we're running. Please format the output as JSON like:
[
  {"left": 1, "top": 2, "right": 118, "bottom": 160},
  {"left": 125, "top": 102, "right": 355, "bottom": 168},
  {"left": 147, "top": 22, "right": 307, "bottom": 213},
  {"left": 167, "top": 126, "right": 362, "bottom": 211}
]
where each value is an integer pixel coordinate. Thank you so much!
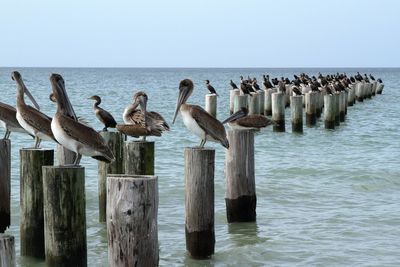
[
  {"left": 0, "top": 140, "right": 11, "bottom": 234},
  {"left": 124, "top": 141, "right": 154, "bottom": 175},
  {"left": 372, "top": 81, "right": 377, "bottom": 96},
  {"left": 229, "top": 89, "right": 240, "bottom": 114},
  {"left": 271, "top": 92, "right": 285, "bottom": 132},
  {"left": 339, "top": 91, "right": 346, "bottom": 122},
  {"left": 205, "top": 94, "right": 217, "bottom": 118},
  {"left": 285, "top": 85, "right": 291, "bottom": 107},
  {"left": 107, "top": 175, "right": 158, "bottom": 267},
  {"left": 376, "top": 83, "right": 384, "bottom": 94},
  {"left": 42, "top": 166, "right": 86, "bottom": 267},
  {"left": 258, "top": 90, "right": 265, "bottom": 115},
  {"left": 248, "top": 93, "right": 260, "bottom": 115},
  {"left": 334, "top": 93, "right": 340, "bottom": 126},
  {"left": 234, "top": 95, "right": 248, "bottom": 113},
  {"left": 184, "top": 148, "right": 215, "bottom": 259},
  {"left": 356, "top": 82, "right": 363, "bottom": 102},
  {"left": 315, "top": 91, "right": 322, "bottom": 117},
  {"left": 225, "top": 130, "right": 256, "bottom": 222},
  {"left": 20, "top": 148, "right": 54, "bottom": 259},
  {"left": 98, "top": 131, "right": 124, "bottom": 222},
  {"left": 324, "top": 94, "right": 335, "bottom": 129},
  {"left": 290, "top": 95, "right": 303, "bottom": 133},
  {"left": 264, "top": 89, "right": 273, "bottom": 116},
  {"left": 348, "top": 85, "right": 354, "bottom": 106},
  {"left": 0, "top": 234, "right": 15, "bottom": 267},
  {"left": 366, "top": 83, "right": 372, "bottom": 99},
  {"left": 305, "top": 92, "right": 317, "bottom": 126},
  {"left": 56, "top": 145, "right": 76, "bottom": 165}
]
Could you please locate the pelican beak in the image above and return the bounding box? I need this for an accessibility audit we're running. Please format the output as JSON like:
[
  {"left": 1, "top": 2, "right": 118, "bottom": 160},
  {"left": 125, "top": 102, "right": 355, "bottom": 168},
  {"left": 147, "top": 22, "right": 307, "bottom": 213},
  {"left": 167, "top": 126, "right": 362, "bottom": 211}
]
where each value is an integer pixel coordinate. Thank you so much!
[
  {"left": 11, "top": 71, "right": 41, "bottom": 110},
  {"left": 172, "top": 85, "right": 189, "bottom": 124},
  {"left": 222, "top": 109, "right": 247, "bottom": 124},
  {"left": 50, "top": 74, "right": 77, "bottom": 120},
  {"left": 24, "top": 85, "right": 41, "bottom": 110},
  {"left": 138, "top": 95, "right": 147, "bottom": 122}
]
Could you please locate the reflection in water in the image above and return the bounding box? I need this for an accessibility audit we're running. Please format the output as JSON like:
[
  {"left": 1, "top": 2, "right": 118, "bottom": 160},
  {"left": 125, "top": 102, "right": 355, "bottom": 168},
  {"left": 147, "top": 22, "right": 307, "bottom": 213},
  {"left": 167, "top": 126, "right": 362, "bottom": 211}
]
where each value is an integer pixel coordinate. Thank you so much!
[{"left": 228, "top": 222, "right": 268, "bottom": 246}]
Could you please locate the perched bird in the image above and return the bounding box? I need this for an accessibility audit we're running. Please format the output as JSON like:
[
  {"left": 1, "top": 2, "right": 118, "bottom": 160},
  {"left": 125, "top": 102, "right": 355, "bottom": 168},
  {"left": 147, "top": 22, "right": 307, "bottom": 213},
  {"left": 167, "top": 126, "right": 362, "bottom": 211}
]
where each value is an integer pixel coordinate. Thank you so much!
[
  {"left": 369, "top": 74, "right": 375, "bottom": 81},
  {"left": 377, "top": 78, "right": 383, "bottom": 83},
  {"left": 278, "top": 81, "right": 286, "bottom": 94},
  {"left": 0, "top": 102, "right": 30, "bottom": 139},
  {"left": 262, "top": 75, "right": 273, "bottom": 89},
  {"left": 239, "top": 76, "right": 252, "bottom": 95},
  {"left": 50, "top": 73, "right": 114, "bottom": 165},
  {"left": 292, "top": 86, "right": 302, "bottom": 96},
  {"left": 172, "top": 79, "right": 229, "bottom": 148},
  {"left": 12, "top": 71, "right": 56, "bottom": 148},
  {"left": 251, "top": 78, "right": 261, "bottom": 91},
  {"left": 222, "top": 107, "right": 276, "bottom": 130},
  {"left": 205, "top": 80, "right": 218, "bottom": 96},
  {"left": 122, "top": 91, "right": 169, "bottom": 140},
  {"left": 88, "top": 95, "right": 117, "bottom": 131},
  {"left": 230, "top": 79, "right": 238, "bottom": 90}
]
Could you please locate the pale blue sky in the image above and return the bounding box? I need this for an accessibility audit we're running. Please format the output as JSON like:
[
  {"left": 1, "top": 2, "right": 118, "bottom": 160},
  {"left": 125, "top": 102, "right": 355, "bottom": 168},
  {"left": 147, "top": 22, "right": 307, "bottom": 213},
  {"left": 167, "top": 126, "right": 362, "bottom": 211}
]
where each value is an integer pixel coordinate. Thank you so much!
[{"left": 1, "top": 0, "right": 399, "bottom": 67}]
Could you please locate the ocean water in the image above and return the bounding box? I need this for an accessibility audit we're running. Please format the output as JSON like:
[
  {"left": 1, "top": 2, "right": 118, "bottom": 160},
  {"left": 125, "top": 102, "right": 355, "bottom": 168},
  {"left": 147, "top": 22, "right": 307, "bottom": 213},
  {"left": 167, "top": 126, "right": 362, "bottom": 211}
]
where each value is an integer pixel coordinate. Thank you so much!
[{"left": 1, "top": 68, "right": 399, "bottom": 266}]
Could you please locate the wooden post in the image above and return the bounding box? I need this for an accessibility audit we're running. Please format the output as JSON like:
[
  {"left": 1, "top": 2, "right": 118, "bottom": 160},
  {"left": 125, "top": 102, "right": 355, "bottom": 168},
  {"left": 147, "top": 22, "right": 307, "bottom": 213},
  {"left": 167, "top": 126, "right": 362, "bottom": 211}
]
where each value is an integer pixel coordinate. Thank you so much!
[
  {"left": 20, "top": 148, "right": 54, "bottom": 259},
  {"left": 233, "top": 95, "right": 248, "bottom": 113},
  {"left": 376, "top": 83, "right": 384, "bottom": 94},
  {"left": 56, "top": 145, "right": 76, "bottom": 165},
  {"left": 248, "top": 93, "right": 259, "bottom": 115},
  {"left": 98, "top": 131, "right": 124, "bottom": 222},
  {"left": 324, "top": 94, "right": 335, "bottom": 129},
  {"left": 305, "top": 92, "right": 317, "bottom": 126},
  {"left": 272, "top": 92, "right": 285, "bottom": 132},
  {"left": 366, "top": 83, "right": 372, "bottom": 99},
  {"left": 107, "top": 175, "right": 158, "bottom": 267},
  {"left": 0, "top": 234, "right": 15, "bottom": 267},
  {"left": 339, "top": 91, "right": 346, "bottom": 122},
  {"left": 356, "top": 82, "right": 363, "bottom": 102},
  {"left": 348, "top": 86, "right": 354, "bottom": 107},
  {"left": 264, "top": 89, "right": 273, "bottom": 116},
  {"left": 124, "top": 141, "right": 154, "bottom": 175},
  {"left": 205, "top": 94, "right": 217, "bottom": 118},
  {"left": 315, "top": 91, "right": 322, "bottom": 117},
  {"left": 229, "top": 89, "right": 240, "bottom": 114},
  {"left": 258, "top": 90, "right": 265, "bottom": 115},
  {"left": 0, "top": 140, "right": 10, "bottom": 234},
  {"left": 42, "top": 166, "right": 87, "bottom": 267},
  {"left": 334, "top": 93, "right": 340, "bottom": 126},
  {"left": 290, "top": 95, "right": 303, "bottom": 133},
  {"left": 225, "top": 130, "right": 256, "bottom": 222},
  {"left": 184, "top": 148, "right": 215, "bottom": 259},
  {"left": 372, "top": 81, "right": 377, "bottom": 96},
  {"left": 285, "top": 85, "right": 291, "bottom": 107}
]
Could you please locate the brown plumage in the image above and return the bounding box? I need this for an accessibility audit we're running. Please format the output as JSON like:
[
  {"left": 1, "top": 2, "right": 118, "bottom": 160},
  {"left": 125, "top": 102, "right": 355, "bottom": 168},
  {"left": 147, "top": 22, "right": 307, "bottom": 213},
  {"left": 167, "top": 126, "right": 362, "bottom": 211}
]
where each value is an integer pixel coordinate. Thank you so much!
[
  {"left": 88, "top": 95, "right": 117, "bottom": 131},
  {"left": 0, "top": 102, "right": 29, "bottom": 139},
  {"left": 222, "top": 107, "right": 276, "bottom": 129},
  {"left": 116, "top": 124, "right": 162, "bottom": 138}
]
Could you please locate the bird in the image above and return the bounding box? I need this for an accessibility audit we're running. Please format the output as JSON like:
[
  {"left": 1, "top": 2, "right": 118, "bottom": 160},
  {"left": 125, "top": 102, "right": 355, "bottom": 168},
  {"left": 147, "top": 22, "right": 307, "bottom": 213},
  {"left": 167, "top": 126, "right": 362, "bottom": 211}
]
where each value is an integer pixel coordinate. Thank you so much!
[
  {"left": 12, "top": 71, "right": 57, "bottom": 148},
  {"left": 239, "top": 76, "right": 252, "bottom": 95},
  {"left": 205, "top": 80, "right": 218, "bottom": 96},
  {"left": 0, "top": 102, "right": 30, "bottom": 139},
  {"left": 172, "top": 79, "right": 229, "bottom": 149},
  {"left": 230, "top": 80, "right": 238, "bottom": 90},
  {"left": 292, "top": 86, "right": 302, "bottom": 96},
  {"left": 49, "top": 73, "right": 114, "bottom": 165},
  {"left": 369, "top": 74, "right": 375, "bottom": 81},
  {"left": 88, "top": 95, "right": 117, "bottom": 131},
  {"left": 262, "top": 75, "right": 273, "bottom": 89},
  {"left": 222, "top": 107, "right": 276, "bottom": 130},
  {"left": 377, "top": 78, "right": 383, "bottom": 83},
  {"left": 122, "top": 91, "right": 169, "bottom": 141}
]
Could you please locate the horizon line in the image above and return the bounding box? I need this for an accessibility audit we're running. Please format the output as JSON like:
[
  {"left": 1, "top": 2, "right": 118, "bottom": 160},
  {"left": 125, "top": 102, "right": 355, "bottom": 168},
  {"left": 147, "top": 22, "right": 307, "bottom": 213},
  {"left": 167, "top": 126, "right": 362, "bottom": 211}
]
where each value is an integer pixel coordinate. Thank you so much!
[{"left": 1, "top": 66, "right": 399, "bottom": 69}]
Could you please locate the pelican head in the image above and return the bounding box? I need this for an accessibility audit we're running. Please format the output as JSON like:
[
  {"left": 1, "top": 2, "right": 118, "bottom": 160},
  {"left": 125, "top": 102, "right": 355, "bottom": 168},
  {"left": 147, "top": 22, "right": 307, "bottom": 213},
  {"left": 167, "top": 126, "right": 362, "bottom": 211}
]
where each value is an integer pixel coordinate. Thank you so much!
[
  {"left": 50, "top": 73, "right": 77, "bottom": 119},
  {"left": 222, "top": 107, "right": 248, "bottom": 124},
  {"left": 133, "top": 91, "right": 148, "bottom": 117},
  {"left": 172, "top": 79, "right": 194, "bottom": 124},
  {"left": 11, "top": 71, "right": 40, "bottom": 110}
]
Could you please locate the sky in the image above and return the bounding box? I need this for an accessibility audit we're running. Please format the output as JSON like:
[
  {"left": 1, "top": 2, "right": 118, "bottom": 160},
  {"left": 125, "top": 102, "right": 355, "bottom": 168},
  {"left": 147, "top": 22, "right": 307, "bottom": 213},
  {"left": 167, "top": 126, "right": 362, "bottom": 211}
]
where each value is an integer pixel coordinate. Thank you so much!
[{"left": 0, "top": 0, "right": 399, "bottom": 68}]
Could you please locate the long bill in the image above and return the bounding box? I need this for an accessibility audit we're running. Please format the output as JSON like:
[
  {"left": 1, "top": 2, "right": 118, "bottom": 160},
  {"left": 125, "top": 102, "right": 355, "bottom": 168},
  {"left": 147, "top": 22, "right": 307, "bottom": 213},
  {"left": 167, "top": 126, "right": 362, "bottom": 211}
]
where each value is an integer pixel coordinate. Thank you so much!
[
  {"left": 138, "top": 95, "right": 147, "bottom": 125},
  {"left": 172, "top": 87, "right": 189, "bottom": 124},
  {"left": 221, "top": 108, "right": 247, "bottom": 124},
  {"left": 51, "top": 74, "right": 77, "bottom": 120},
  {"left": 23, "top": 85, "right": 41, "bottom": 111}
]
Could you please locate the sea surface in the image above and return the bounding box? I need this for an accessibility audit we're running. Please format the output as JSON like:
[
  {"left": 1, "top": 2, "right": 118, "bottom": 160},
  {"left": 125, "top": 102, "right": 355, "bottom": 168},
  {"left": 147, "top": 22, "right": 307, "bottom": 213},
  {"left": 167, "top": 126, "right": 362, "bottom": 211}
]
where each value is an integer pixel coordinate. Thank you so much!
[{"left": 0, "top": 68, "right": 399, "bottom": 267}]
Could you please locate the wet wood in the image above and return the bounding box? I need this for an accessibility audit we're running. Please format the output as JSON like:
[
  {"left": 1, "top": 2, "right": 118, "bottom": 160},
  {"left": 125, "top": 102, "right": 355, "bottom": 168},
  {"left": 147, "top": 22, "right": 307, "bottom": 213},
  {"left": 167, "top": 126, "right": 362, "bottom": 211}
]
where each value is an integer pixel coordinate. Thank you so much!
[
  {"left": 272, "top": 92, "right": 285, "bottom": 132},
  {"left": 324, "top": 94, "right": 335, "bottom": 129},
  {"left": 248, "top": 93, "right": 260, "bottom": 115},
  {"left": 107, "top": 174, "right": 158, "bottom": 267},
  {"left": 124, "top": 141, "right": 154, "bottom": 175},
  {"left": 334, "top": 93, "right": 340, "bottom": 126},
  {"left": 233, "top": 95, "right": 248, "bottom": 113},
  {"left": 43, "top": 166, "right": 87, "bottom": 267},
  {"left": 290, "top": 95, "right": 303, "bottom": 133},
  {"left": 0, "top": 234, "right": 15, "bottom": 267},
  {"left": 184, "top": 147, "right": 215, "bottom": 259},
  {"left": 205, "top": 94, "right": 217, "bottom": 118},
  {"left": 98, "top": 131, "right": 124, "bottom": 222},
  {"left": 264, "top": 89, "right": 273, "bottom": 116},
  {"left": 0, "top": 140, "right": 11, "bottom": 233},
  {"left": 225, "top": 130, "right": 256, "bottom": 222},
  {"left": 339, "top": 91, "right": 346, "bottom": 122},
  {"left": 20, "top": 148, "right": 54, "bottom": 259},
  {"left": 56, "top": 145, "right": 76, "bottom": 165},
  {"left": 305, "top": 92, "right": 317, "bottom": 126}
]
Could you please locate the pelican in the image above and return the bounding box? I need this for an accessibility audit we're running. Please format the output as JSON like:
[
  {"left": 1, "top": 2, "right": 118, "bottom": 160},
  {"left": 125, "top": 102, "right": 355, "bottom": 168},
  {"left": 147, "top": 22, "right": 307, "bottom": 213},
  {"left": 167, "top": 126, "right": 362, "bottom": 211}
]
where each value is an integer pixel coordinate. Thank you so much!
[
  {"left": 172, "top": 79, "right": 229, "bottom": 149},
  {"left": 0, "top": 102, "right": 30, "bottom": 139},
  {"left": 116, "top": 124, "right": 162, "bottom": 138},
  {"left": 12, "top": 71, "right": 56, "bottom": 148},
  {"left": 222, "top": 107, "right": 276, "bottom": 130},
  {"left": 123, "top": 91, "right": 169, "bottom": 140},
  {"left": 88, "top": 95, "right": 117, "bottom": 131},
  {"left": 50, "top": 73, "right": 114, "bottom": 165}
]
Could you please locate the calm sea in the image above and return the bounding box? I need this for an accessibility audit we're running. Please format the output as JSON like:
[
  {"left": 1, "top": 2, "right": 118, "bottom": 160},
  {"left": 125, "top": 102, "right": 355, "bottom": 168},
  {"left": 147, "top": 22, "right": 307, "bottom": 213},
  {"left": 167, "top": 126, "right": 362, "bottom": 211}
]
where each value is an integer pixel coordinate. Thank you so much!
[{"left": 1, "top": 68, "right": 399, "bottom": 266}]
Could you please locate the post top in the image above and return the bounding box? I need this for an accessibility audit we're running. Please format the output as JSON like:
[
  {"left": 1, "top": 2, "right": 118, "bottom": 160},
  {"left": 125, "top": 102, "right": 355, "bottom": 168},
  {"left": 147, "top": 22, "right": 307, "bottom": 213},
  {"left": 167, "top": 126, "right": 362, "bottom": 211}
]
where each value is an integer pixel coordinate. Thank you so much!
[
  {"left": 20, "top": 148, "right": 54, "bottom": 152},
  {"left": 184, "top": 147, "right": 215, "bottom": 152},
  {"left": 125, "top": 140, "right": 155, "bottom": 144},
  {"left": 0, "top": 234, "right": 15, "bottom": 240},
  {"left": 42, "top": 165, "right": 84, "bottom": 170},
  {"left": 107, "top": 174, "right": 157, "bottom": 180}
]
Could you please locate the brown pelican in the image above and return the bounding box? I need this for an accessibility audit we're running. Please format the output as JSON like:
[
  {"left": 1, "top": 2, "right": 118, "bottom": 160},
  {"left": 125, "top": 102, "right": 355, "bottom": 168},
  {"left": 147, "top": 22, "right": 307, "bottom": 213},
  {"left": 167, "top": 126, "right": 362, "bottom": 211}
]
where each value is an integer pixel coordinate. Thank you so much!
[
  {"left": 12, "top": 71, "right": 56, "bottom": 148},
  {"left": 88, "top": 95, "right": 117, "bottom": 131},
  {"left": 50, "top": 74, "right": 114, "bottom": 165},
  {"left": 116, "top": 124, "right": 162, "bottom": 138},
  {"left": 123, "top": 91, "right": 169, "bottom": 140},
  {"left": 0, "top": 102, "right": 30, "bottom": 139},
  {"left": 222, "top": 107, "right": 276, "bottom": 130},
  {"left": 172, "top": 79, "right": 229, "bottom": 148}
]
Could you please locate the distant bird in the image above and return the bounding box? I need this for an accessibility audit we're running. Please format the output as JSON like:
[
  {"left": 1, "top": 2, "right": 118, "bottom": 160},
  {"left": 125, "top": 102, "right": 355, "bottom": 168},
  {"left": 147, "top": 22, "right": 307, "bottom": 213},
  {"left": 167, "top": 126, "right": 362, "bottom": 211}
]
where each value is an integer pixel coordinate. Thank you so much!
[
  {"left": 0, "top": 102, "right": 30, "bottom": 139},
  {"left": 377, "top": 78, "right": 383, "bottom": 83},
  {"left": 251, "top": 78, "right": 261, "bottom": 91},
  {"left": 50, "top": 73, "right": 114, "bottom": 165},
  {"left": 222, "top": 107, "right": 276, "bottom": 130},
  {"left": 123, "top": 91, "right": 169, "bottom": 140},
  {"left": 350, "top": 76, "right": 356, "bottom": 83},
  {"left": 88, "top": 95, "right": 117, "bottom": 131},
  {"left": 230, "top": 79, "right": 238, "bottom": 90},
  {"left": 12, "top": 71, "right": 56, "bottom": 148},
  {"left": 262, "top": 75, "right": 273, "bottom": 89},
  {"left": 278, "top": 81, "right": 286, "bottom": 93},
  {"left": 205, "top": 80, "right": 218, "bottom": 95},
  {"left": 239, "top": 76, "right": 252, "bottom": 95},
  {"left": 369, "top": 74, "right": 375, "bottom": 81},
  {"left": 172, "top": 79, "right": 229, "bottom": 148},
  {"left": 292, "top": 86, "right": 302, "bottom": 96},
  {"left": 325, "top": 86, "right": 333, "bottom": 95}
]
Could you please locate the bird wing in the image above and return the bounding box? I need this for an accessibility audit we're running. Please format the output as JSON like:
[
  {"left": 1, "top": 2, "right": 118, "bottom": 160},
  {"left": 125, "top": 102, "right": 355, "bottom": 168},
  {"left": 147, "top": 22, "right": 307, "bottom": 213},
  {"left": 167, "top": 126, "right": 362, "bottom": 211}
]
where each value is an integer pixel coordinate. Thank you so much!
[
  {"left": 237, "top": 115, "right": 274, "bottom": 128},
  {"left": 0, "top": 102, "right": 21, "bottom": 128},
  {"left": 116, "top": 124, "right": 162, "bottom": 137},
  {"left": 147, "top": 111, "right": 170, "bottom": 131},
  {"left": 190, "top": 105, "right": 228, "bottom": 146},
  {"left": 20, "top": 105, "right": 55, "bottom": 140},
  {"left": 125, "top": 109, "right": 146, "bottom": 126},
  {"left": 96, "top": 107, "right": 117, "bottom": 127}
]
